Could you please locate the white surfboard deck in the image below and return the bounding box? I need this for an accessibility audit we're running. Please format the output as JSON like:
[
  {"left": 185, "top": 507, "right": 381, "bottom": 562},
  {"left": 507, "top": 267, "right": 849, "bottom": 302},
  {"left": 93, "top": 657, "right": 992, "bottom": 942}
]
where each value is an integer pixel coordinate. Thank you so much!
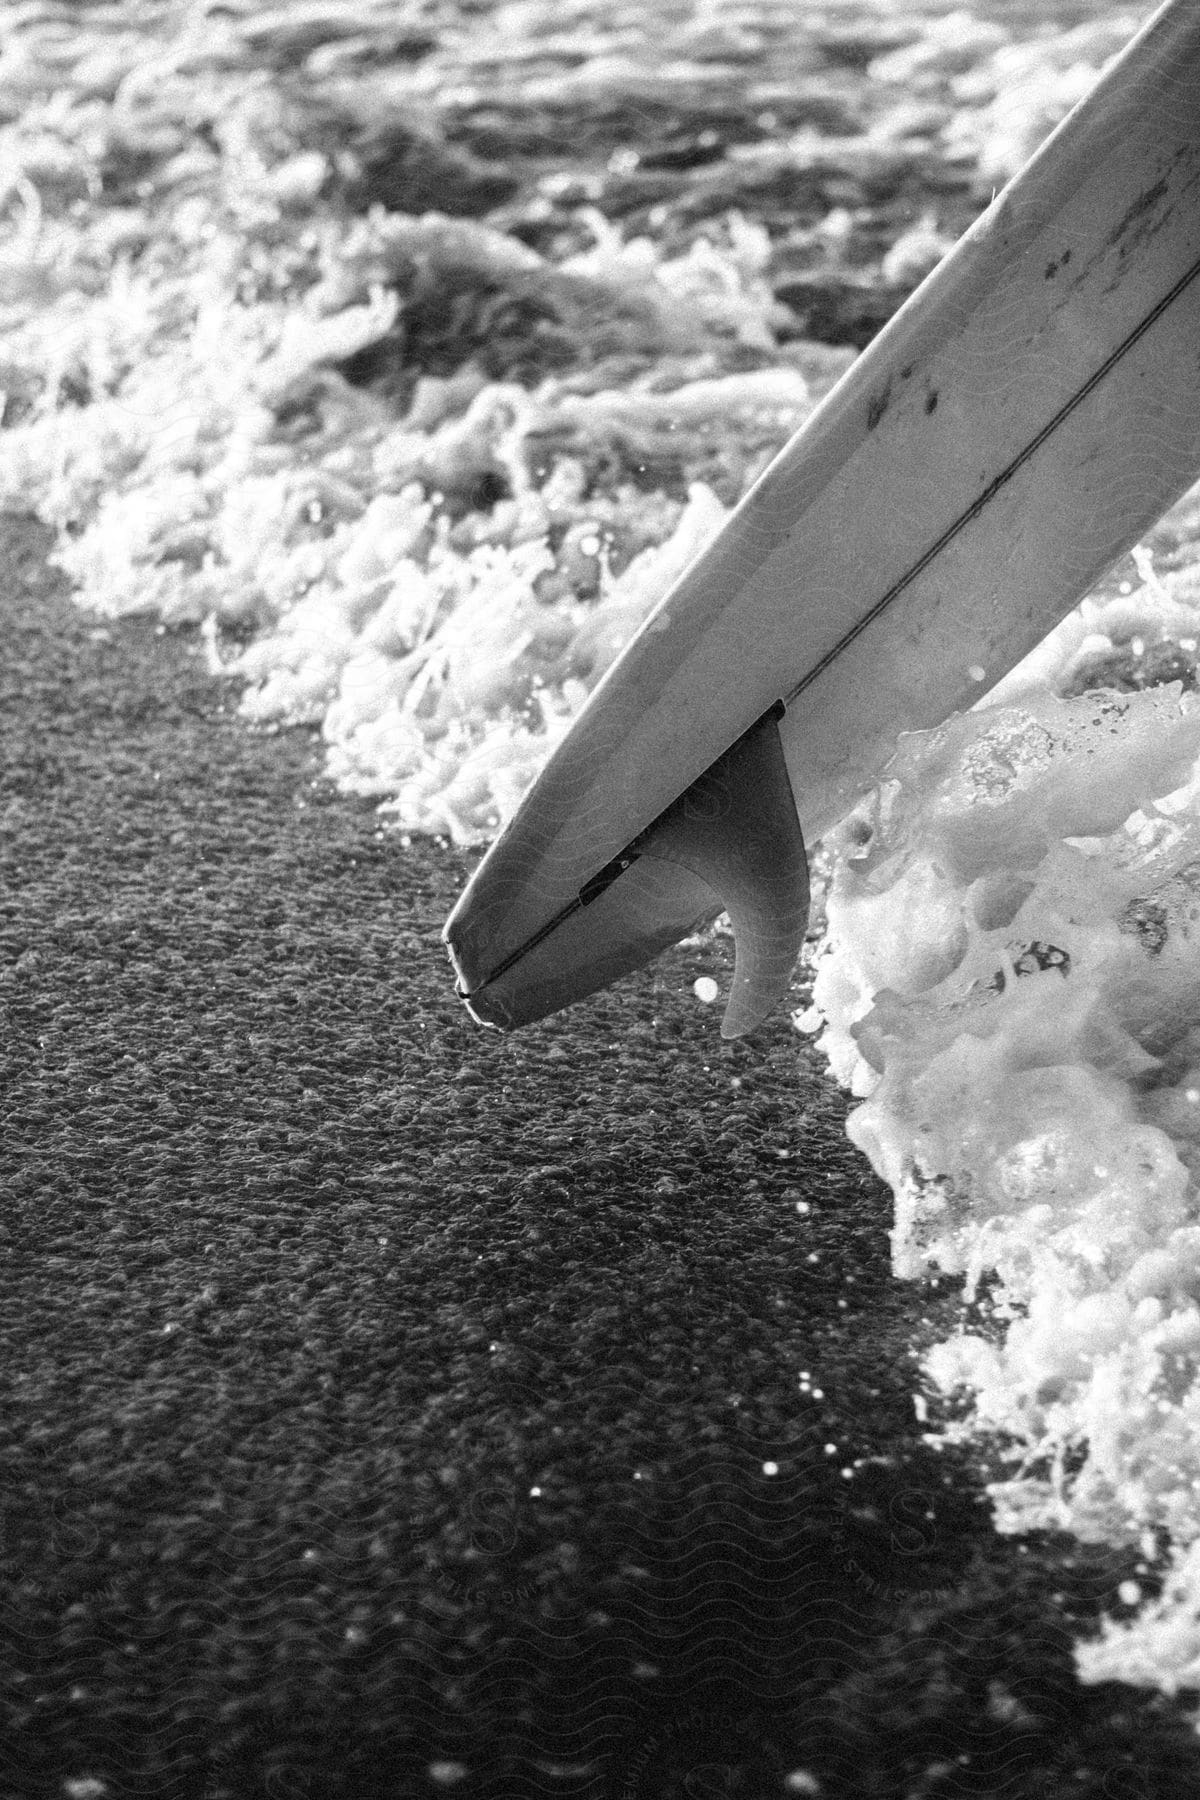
[{"left": 445, "top": 0, "right": 1200, "bottom": 1037}]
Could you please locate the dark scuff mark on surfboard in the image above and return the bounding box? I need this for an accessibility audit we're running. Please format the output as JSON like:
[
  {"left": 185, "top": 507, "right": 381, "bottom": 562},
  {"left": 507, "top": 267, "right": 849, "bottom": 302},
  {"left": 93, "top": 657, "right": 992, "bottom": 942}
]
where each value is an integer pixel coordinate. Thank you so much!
[
  {"left": 866, "top": 382, "right": 891, "bottom": 429},
  {"left": 924, "top": 390, "right": 938, "bottom": 415},
  {"left": 1044, "top": 247, "right": 1071, "bottom": 279},
  {"left": 1107, "top": 177, "right": 1169, "bottom": 254}
]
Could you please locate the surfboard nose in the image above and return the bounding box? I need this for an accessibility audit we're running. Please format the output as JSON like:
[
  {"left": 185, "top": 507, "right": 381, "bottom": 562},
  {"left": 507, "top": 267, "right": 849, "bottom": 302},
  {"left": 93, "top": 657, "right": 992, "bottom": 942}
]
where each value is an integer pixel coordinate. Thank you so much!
[{"left": 443, "top": 707, "right": 810, "bottom": 1037}]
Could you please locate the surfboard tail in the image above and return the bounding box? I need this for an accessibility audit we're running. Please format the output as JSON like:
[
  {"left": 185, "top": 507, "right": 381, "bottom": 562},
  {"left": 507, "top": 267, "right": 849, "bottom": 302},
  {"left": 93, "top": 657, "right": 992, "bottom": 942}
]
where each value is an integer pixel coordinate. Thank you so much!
[{"left": 445, "top": 707, "right": 810, "bottom": 1037}]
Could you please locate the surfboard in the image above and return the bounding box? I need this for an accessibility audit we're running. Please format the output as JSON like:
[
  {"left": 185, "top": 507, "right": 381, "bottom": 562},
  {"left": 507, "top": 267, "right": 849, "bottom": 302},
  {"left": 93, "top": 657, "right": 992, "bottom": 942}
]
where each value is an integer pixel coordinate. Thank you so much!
[{"left": 444, "top": 0, "right": 1200, "bottom": 1038}]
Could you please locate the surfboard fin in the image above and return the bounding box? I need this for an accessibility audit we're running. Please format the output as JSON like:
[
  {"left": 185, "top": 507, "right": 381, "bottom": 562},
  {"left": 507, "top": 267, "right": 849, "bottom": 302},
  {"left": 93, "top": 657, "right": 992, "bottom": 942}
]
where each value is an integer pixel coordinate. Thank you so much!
[{"left": 632, "top": 705, "right": 810, "bottom": 1037}]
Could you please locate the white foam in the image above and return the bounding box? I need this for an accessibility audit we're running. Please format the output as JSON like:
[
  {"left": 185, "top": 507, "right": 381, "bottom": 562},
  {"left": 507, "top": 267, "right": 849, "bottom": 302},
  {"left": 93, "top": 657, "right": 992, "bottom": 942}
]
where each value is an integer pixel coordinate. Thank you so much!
[{"left": 800, "top": 540, "right": 1200, "bottom": 1709}]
